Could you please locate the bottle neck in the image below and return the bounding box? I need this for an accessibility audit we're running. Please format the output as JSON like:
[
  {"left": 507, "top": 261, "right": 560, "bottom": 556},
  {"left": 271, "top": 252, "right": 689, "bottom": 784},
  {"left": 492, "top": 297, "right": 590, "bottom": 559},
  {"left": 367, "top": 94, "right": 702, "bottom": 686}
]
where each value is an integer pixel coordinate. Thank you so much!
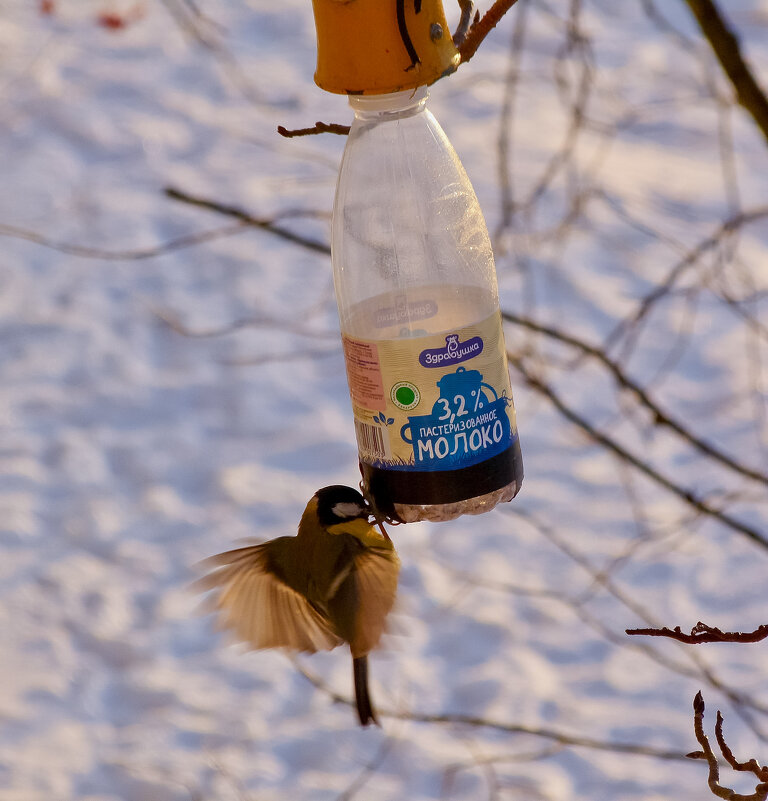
[{"left": 348, "top": 86, "right": 429, "bottom": 122}]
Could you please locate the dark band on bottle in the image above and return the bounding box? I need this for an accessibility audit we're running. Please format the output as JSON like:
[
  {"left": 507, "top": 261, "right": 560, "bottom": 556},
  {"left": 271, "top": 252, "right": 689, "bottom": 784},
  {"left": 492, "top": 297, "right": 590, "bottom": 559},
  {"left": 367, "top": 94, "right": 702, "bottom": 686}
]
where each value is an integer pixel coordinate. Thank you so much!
[{"left": 362, "top": 438, "right": 523, "bottom": 519}]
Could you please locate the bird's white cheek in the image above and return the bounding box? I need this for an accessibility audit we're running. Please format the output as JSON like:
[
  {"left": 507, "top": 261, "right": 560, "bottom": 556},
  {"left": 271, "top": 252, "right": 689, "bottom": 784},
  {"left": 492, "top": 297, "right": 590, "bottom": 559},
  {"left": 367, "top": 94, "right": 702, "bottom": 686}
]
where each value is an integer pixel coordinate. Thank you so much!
[{"left": 332, "top": 502, "right": 366, "bottom": 519}]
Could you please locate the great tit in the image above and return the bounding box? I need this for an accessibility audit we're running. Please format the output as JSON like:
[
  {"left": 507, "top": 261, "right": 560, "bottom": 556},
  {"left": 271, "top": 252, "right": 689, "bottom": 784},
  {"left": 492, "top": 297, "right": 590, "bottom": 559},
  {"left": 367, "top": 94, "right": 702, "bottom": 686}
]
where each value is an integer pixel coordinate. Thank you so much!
[{"left": 197, "top": 485, "right": 400, "bottom": 726}]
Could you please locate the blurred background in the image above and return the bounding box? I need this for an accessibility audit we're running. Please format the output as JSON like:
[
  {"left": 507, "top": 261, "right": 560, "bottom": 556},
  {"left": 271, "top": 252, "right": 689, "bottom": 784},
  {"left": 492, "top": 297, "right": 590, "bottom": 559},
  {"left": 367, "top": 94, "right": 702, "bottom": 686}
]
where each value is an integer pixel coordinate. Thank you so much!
[{"left": 1, "top": 1, "right": 767, "bottom": 799}]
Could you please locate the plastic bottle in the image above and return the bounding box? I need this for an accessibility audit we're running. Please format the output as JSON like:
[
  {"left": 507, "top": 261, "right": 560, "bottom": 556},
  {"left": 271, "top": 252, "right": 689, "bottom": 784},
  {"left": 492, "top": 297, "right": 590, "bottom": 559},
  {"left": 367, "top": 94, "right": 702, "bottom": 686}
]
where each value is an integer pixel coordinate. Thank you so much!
[{"left": 332, "top": 86, "right": 523, "bottom": 523}]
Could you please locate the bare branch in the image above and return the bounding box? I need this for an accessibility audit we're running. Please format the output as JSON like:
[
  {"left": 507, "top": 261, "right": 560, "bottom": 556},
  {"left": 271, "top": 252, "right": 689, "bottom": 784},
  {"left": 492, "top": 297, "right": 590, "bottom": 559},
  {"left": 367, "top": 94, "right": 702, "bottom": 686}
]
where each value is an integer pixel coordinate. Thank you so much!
[
  {"left": 604, "top": 205, "right": 768, "bottom": 354},
  {"left": 507, "top": 353, "right": 768, "bottom": 551},
  {"left": 495, "top": 0, "right": 529, "bottom": 242},
  {"left": 452, "top": 0, "right": 476, "bottom": 48},
  {"left": 336, "top": 736, "right": 395, "bottom": 801},
  {"left": 627, "top": 623, "right": 768, "bottom": 644},
  {"left": 293, "top": 659, "right": 688, "bottom": 762},
  {"left": 684, "top": 0, "right": 768, "bottom": 146},
  {"left": 277, "top": 121, "right": 351, "bottom": 138},
  {"left": 640, "top": 0, "right": 697, "bottom": 49},
  {"left": 159, "top": 0, "right": 276, "bottom": 106},
  {"left": 688, "top": 692, "right": 768, "bottom": 800},
  {"left": 154, "top": 307, "right": 336, "bottom": 340},
  {"left": 689, "top": 692, "right": 730, "bottom": 797},
  {"left": 399, "top": 710, "right": 687, "bottom": 761},
  {"left": 158, "top": 0, "right": 224, "bottom": 50},
  {"left": 458, "top": 0, "right": 522, "bottom": 65},
  {"left": 0, "top": 220, "right": 247, "bottom": 260},
  {"left": 220, "top": 347, "right": 338, "bottom": 367},
  {"left": 717, "top": 711, "right": 768, "bottom": 782},
  {"left": 502, "top": 310, "right": 768, "bottom": 488},
  {"left": 164, "top": 187, "right": 331, "bottom": 255}
]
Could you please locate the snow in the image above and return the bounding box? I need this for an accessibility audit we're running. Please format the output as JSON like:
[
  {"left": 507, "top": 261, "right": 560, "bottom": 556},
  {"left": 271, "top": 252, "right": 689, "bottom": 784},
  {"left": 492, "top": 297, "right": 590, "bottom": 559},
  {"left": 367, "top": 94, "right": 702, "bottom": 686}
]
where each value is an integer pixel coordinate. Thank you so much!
[{"left": 0, "top": 1, "right": 767, "bottom": 799}]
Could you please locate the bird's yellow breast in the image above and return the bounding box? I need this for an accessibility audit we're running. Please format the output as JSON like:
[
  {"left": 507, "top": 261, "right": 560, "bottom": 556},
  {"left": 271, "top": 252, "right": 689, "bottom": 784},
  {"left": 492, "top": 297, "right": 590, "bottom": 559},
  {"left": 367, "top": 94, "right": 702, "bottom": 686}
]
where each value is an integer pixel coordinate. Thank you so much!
[{"left": 326, "top": 517, "right": 389, "bottom": 549}]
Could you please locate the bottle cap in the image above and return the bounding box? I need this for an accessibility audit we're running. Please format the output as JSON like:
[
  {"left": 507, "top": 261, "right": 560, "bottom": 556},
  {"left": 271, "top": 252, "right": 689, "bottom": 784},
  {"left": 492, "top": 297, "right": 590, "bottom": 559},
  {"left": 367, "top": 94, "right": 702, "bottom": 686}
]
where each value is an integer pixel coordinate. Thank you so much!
[{"left": 311, "top": 0, "right": 461, "bottom": 95}]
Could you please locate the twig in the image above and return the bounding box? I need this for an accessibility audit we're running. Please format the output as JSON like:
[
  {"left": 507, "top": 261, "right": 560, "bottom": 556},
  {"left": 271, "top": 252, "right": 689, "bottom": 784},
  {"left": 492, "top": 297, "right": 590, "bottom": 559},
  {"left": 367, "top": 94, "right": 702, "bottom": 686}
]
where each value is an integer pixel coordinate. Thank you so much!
[
  {"left": 336, "top": 736, "right": 395, "bottom": 801},
  {"left": 688, "top": 692, "right": 768, "bottom": 800},
  {"left": 398, "top": 710, "right": 688, "bottom": 761},
  {"left": 717, "top": 711, "right": 768, "bottom": 781},
  {"left": 220, "top": 347, "right": 338, "bottom": 367},
  {"left": 159, "top": 0, "right": 224, "bottom": 50},
  {"left": 502, "top": 311, "right": 768, "bottom": 488},
  {"left": 155, "top": 307, "right": 336, "bottom": 340},
  {"left": 159, "top": 0, "right": 288, "bottom": 107},
  {"left": 517, "top": 4, "right": 593, "bottom": 215},
  {"left": 639, "top": 0, "right": 697, "bottom": 50},
  {"left": 277, "top": 121, "right": 351, "bottom": 138},
  {"left": 452, "top": 0, "right": 476, "bottom": 48},
  {"left": 293, "top": 660, "right": 688, "bottom": 761},
  {"left": 0, "top": 221, "right": 248, "bottom": 260},
  {"left": 164, "top": 187, "right": 331, "bottom": 255},
  {"left": 495, "top": 0, "right": 528, "bottom": 241},
  {"left": 488, "top": 507, "right": 768, "bottom": 744},
  {"left": 604, "top": 205, "right": 768, "bottom": 354},
  {"left": 684, "top": 0, "right": 768, "bottom": 146},
  {"left": 627, "top": 623, "right": 768, "bottom": 644},
  {"left": 507, "top": 354, "right": 768, "bottom": 552},
  {"left": 458, "top": 0, "right": 523, "bottom": 65}
]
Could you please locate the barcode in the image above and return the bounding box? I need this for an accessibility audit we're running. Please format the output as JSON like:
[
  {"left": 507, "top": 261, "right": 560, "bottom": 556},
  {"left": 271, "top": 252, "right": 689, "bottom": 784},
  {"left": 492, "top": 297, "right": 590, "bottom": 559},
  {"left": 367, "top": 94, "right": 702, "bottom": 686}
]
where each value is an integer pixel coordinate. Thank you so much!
[{"left": 355, "top": 420, "right": 390, "bottom": 460}]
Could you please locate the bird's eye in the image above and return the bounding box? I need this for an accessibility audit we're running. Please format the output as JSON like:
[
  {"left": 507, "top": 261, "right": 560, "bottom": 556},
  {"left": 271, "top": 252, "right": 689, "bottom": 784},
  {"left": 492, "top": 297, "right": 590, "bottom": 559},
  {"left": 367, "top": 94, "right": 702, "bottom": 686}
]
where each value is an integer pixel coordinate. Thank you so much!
[{"left": 332, "top": 501, "right": 367, "bottom": 519}]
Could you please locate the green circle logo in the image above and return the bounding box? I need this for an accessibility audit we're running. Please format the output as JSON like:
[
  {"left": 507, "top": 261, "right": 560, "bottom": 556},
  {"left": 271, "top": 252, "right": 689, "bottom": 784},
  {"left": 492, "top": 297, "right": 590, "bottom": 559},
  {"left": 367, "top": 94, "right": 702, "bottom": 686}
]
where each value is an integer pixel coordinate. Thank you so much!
[{"left": 391, "top": 382, "right": 420, "bottom": 410}]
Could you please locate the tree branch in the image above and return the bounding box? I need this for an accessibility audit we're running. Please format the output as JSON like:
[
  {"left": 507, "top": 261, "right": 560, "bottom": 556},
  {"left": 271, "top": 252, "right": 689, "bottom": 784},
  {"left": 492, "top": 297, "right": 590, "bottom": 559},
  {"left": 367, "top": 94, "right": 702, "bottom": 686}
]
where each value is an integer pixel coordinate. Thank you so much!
[
  {"left": 0, "top": 220, "right": 248, "bottom": 260},
  {"left": 292, "top": 659, "right": 688, "bottom": 762},
  {"left": 277, "top": 121, "right": 350, "bottom": 138},
  {"left": 688, "top": 692, "right": 768, "bottom": 800},
  {"left": 627, "top": 623, "right": 768, "bottom": 644},
  {"left": 164, "top": 187, "right": 331, "bottom": 255},
  {"left": 452, "top": 0, "right": 477, "bottom": 48},
  {"left": 604, "top": 205, "right": 768, "bottom": 353},
  {"left": 502, "top": 310, "right": 768, "bottom": 488},
  {"left": 507, "top": 354, "right": 768, "bottom": 551},
  {"left": 458, "top": 0, "right": 522, "bottom": 65},
  {"left": 684, "top": 0, "right": 768, "bottom": 146}
]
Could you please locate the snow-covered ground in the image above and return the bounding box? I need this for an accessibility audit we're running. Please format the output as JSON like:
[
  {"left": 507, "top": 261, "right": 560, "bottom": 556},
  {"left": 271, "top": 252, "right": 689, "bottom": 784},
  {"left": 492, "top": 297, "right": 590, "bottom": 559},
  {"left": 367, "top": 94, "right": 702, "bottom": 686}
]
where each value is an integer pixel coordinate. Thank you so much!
[{"left": 1, "top": 1, "right": 767, "bottom": 799}]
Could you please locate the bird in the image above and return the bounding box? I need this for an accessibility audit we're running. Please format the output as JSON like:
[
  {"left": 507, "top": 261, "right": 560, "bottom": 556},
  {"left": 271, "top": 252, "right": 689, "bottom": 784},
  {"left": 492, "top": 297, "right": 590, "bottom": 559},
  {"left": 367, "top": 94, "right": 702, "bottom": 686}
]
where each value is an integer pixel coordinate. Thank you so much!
[{"left": 196, "top": 485, "right": 400, "bottom": 726}]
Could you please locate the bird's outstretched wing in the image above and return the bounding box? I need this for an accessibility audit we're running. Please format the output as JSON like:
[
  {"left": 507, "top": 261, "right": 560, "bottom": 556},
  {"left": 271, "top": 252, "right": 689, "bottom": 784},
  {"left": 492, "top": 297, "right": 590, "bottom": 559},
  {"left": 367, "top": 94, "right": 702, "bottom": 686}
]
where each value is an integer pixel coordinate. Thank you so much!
[
  {"left": 195, "top": 544, "right": 343, "bottom": 653},
  {"left": 349, "top": 546, "right": 400, "bottom": 657}
]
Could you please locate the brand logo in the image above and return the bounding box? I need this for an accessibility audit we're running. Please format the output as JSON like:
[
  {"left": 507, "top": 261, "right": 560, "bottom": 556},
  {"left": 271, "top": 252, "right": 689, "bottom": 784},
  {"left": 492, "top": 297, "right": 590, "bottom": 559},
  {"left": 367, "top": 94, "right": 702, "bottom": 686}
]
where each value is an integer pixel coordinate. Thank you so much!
[
  {"left": 418, "top": 334, "right": 483, "bottom": 368},
  {"left": 374, "top": 298, "right": 438, "bottom": 328}
]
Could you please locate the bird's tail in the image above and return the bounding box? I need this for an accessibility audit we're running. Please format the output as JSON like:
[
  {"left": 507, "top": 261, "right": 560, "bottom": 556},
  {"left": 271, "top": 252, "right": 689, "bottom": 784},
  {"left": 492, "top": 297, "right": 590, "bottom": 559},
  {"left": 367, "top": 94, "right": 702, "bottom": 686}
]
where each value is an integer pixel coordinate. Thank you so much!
[{"left": 353, "top": 655, "right": 378, "bottom": 726}]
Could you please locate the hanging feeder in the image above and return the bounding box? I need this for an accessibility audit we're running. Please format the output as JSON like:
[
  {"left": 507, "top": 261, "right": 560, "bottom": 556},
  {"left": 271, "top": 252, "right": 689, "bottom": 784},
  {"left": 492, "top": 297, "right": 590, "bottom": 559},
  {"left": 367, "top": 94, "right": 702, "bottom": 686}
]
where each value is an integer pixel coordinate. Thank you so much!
[
  {"left": 311, "top": 0, "right": 524, "bottom": 522},
  {"left": 312, "top": 0, "right": 461, "bottom": 95}
]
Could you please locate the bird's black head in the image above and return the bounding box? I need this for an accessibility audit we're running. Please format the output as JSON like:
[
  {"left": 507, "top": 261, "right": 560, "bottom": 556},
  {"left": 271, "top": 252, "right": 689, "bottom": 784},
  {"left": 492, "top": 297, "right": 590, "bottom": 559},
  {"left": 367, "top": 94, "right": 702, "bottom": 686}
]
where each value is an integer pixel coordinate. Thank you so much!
[{"left": 314, "top": 485, "right": 370, "bottom": 527}]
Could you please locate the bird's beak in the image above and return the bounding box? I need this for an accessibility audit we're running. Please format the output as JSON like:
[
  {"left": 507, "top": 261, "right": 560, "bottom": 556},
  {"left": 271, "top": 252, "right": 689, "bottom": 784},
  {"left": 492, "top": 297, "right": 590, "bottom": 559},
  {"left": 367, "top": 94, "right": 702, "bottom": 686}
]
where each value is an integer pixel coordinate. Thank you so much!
[
  {"left": 328, "top": 516, "right": 388, "bottom": 547},
  {"left": 357, "top": 480, "right": 399, "bottom": 533}
]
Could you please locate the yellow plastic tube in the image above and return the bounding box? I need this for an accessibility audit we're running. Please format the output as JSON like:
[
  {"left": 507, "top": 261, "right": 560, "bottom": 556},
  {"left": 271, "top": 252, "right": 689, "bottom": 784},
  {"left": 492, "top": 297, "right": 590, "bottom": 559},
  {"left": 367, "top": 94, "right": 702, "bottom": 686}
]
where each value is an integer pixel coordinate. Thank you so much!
[{"left": 311, "top": 0, "right": 461, "bottom": 95}]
